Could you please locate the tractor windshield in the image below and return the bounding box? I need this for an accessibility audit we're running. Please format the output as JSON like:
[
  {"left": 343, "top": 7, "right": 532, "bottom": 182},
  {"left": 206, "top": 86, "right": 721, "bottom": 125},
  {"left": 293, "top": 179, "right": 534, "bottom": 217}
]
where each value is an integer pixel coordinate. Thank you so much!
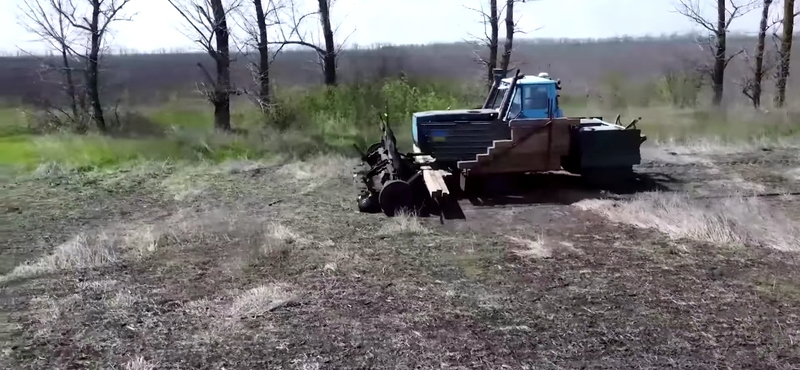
[
  {"left": 489, "top": 82, "right": 556, "bottom": 119},
  {"left": 521, "top": 85, "right": 549, "bottom": 110},
  {"left": 507, "top": 84, "right": 555, "bottom": 119}
]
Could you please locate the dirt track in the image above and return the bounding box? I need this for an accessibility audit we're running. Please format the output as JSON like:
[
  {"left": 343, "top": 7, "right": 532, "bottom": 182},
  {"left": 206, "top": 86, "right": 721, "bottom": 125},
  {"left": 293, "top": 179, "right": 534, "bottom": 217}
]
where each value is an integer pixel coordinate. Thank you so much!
[{"left": 1, "top": 144, "right": 800, "bottom": 369}]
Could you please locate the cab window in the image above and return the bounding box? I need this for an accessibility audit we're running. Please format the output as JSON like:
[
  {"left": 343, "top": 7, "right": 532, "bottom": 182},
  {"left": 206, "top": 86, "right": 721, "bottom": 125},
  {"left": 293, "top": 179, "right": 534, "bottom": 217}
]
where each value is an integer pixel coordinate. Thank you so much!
[{"left": 522, "top": 85, "right": 549, "bottom": 110}]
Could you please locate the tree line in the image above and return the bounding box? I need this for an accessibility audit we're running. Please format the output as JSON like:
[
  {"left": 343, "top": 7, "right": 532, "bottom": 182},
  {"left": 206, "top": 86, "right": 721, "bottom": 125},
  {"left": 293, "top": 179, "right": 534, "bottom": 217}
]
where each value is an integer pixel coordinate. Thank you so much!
[
  {"left": 19, "top": 0, "right": 349, "bottom": 132},
  {"left": 16, "top": 0, "right": 800, "bottom": 134}
]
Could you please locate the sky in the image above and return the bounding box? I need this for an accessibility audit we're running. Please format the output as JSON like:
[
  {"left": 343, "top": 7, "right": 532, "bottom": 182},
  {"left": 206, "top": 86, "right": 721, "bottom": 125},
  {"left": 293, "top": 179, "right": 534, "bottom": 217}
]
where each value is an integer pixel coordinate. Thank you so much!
[{"left": 1, "top": 0, "right": 775, "bottom": 55}]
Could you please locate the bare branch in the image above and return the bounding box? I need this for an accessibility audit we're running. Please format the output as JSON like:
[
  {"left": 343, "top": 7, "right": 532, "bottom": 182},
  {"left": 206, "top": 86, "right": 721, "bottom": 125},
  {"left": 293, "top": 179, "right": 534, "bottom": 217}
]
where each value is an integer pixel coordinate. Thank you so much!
[
  {"left": 673, "top": 0, "right": 717, "bottom": 33},
  {"left": 269, "top": 0, "right": 340, "bottom": 84}
]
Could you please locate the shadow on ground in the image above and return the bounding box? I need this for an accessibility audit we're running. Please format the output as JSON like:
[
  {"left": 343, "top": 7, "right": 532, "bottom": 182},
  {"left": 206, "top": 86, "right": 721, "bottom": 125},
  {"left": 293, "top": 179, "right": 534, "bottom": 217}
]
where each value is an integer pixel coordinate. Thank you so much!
[{"left": 427, "top": 169, "right": 680, "bottom": 220}]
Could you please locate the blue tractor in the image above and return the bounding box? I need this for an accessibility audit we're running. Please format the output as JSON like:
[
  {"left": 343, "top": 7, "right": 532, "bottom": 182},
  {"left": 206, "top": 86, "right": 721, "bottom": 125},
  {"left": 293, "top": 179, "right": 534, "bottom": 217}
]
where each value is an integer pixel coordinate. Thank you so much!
[{"left": 355, "top": 69, "right": 646, "bottom": 216}]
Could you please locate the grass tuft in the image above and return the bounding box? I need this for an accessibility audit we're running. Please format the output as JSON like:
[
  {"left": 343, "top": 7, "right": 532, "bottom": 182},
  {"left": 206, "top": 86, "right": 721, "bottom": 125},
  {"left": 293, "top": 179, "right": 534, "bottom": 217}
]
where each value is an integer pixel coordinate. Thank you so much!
[
  {"left": 124, "top": 356, "right": 158, "bottom": 370},
  {"left": 507, "top": 234, "right": 551, "bottom": 259},
  {"left": 378, "top": 210, "right": 430, "bottom": 235},
  {"left": 228, "top": 284, "right": 298, "bottom": 319}
]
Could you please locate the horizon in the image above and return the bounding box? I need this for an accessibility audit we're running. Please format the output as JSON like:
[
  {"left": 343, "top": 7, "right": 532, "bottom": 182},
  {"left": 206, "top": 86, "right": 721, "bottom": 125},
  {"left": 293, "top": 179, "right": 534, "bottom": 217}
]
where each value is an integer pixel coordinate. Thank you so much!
[
  {"left": 2, "top": 0, "right": 780, "bottom": 55},
  {"left": 0, "top": 32, "right": 766, "bottom": 58}
]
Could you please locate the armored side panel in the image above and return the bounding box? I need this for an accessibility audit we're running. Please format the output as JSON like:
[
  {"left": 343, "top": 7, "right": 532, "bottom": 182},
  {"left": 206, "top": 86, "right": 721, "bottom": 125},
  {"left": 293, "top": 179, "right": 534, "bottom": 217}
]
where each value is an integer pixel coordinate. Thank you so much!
[
  {"left": 569, "top": 125, "right": 645, "bottom": 170},
  {"left": 412, "top": 109, "right": 509, "bottom": 166},
  {"left": 457, "top": 118, "right": 576, "bottom": 174}
]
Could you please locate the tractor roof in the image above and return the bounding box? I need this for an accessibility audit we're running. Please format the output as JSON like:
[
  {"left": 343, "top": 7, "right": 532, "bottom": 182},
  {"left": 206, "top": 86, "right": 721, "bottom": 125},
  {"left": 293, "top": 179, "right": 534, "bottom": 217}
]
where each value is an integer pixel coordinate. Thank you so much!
[{"left": 500, "top": 75, "right": 556, "bottom": 86}]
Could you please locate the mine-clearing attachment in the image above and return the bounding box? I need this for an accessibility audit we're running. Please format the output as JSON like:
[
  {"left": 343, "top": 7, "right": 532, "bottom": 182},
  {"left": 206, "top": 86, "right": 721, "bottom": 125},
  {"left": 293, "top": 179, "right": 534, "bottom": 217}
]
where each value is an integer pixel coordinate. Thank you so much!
[{"left": 353, "top": 115, "right": 450, "bottom": 217}]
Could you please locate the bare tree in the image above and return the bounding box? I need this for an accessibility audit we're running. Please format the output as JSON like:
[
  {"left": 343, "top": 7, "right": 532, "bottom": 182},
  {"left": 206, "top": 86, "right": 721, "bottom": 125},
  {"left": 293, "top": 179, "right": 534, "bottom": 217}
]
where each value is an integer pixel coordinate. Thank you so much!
[
  {"left": 498, "top": 0, "right": 536, "bottom": 73},
  {"left": 742, "top": 0, "right": 776, "bottom": 108},
  {"left": 18, "top": 0, "right": 83, "bottom": 129},
  {"left": 675, "top": 0, "right": 757, "bottom": 106},
  {"left": 240, "top": 0, "right": 284, "bottom": 110},
  {"left": 271, "top": 0, "right": 350, "bottom": 85},
  {"left": 169, "top": 0, "right": 240, "bottom": 131},
  {"left": 26, "top": 0, "right": 135, "bottom": 131},
  {"left": 499, "top": 0, "right": 516, "bottom": 72},
  {"left": 465, "top": 0, "right": 499, "bottom": 89},
  {"left": 774, "top": 0, "right": 797, "bottom": 107}
]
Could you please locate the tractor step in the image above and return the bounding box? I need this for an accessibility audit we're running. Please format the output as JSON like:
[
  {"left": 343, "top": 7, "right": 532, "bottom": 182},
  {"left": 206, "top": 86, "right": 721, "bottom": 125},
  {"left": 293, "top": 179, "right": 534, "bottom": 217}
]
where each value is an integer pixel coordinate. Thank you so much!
[{"left": 457, "top": 118, "right": 575, "bottom": 174}]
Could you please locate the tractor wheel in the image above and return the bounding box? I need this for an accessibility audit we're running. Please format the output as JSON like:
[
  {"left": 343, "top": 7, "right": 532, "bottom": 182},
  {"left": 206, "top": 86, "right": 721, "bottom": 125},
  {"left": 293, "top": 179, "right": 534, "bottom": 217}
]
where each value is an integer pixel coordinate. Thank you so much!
[{"left": 379, "top": 180, "right": 413, "bottom": 217}]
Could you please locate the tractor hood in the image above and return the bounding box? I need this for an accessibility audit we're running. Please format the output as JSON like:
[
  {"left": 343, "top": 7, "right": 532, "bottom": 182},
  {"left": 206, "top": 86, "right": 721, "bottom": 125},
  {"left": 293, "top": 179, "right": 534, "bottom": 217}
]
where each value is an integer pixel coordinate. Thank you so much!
[
  {"left": 412, "top": 108, "right": 508, "bottom": 160},
  {"left": 413, "top": 109, "right": 499, "bottom": 123}
]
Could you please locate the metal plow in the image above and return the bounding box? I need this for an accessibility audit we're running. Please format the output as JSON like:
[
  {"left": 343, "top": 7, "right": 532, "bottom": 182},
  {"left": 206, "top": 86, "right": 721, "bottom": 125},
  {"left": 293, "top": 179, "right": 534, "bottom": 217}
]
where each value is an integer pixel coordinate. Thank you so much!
[{"left": 353, "top": 116, "right": 445, "bottom": 217}]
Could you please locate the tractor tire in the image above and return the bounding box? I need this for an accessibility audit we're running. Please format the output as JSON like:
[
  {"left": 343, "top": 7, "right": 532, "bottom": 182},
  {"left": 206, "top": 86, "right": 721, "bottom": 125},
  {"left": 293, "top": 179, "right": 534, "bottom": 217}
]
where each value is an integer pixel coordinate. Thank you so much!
[{"left": 379, "top": 180, "right": 413, "bottom": 217}]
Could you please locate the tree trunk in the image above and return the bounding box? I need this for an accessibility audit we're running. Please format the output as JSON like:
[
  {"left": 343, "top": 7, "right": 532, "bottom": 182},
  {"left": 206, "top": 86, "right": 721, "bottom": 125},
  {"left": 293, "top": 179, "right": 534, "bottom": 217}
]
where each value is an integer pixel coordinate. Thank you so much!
[
  {"left": 253, "top": 0, "right": 270, "bottom": 109},
  {"left": 486, "top": 0, "right": 499, "bottom": 89},
  {"left": 86, "top": 0, "right": 106, "bottom": 131},
  {"left": 499, "top": 0, "right": 514, "bottom": 72},
  {"left": 711, "top": 0, "right": 726, "bottom": 107},
  {"left": 211, "top": 0, "right": 232, "bottom": 131},
  {"left": 752, "top": 0, "right": 772, "bottom": 108},
  {"left": 318, "top": 0, "right": 337, "bottom": 85},
  {"left": 776, "top": 0, "right": 795, "bottom": 108},
  {"left": 60, "top": 44, "right": 79, "bottom": 121}
]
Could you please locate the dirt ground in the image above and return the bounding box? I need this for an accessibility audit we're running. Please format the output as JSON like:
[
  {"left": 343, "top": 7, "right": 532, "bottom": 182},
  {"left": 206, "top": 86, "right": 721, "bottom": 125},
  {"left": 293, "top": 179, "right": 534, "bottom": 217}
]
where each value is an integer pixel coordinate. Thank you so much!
[{"left": 2, "top": 143, "right": 800, "bottom": 369}]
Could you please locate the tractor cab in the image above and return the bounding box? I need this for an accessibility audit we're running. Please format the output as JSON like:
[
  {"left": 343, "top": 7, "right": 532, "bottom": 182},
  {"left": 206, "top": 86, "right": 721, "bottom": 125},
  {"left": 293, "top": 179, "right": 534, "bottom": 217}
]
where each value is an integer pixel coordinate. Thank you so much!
[{"left": 485, "top": 71, "right": 563, "bottom": 120}]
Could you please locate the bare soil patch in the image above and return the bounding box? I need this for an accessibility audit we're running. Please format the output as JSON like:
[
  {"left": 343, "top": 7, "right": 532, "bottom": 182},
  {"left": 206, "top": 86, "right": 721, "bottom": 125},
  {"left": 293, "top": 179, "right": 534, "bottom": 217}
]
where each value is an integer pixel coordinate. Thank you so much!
[{"left": 2, "top": 145, "right": 800, "bottom": 369}]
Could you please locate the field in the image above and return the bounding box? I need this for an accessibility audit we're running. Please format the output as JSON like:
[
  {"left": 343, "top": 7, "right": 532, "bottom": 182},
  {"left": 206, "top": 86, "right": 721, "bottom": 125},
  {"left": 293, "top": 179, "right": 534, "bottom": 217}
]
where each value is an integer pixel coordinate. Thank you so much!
[{"left": 2, "top": 37, "right": 800, "bottom": 369}]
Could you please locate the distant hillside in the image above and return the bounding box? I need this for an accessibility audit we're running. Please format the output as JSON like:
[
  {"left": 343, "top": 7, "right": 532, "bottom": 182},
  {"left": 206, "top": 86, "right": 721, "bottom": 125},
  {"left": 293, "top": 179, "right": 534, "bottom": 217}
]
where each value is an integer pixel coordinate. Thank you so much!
[{"left": 0, "top": 35, "right": 796, "bottom": 106}]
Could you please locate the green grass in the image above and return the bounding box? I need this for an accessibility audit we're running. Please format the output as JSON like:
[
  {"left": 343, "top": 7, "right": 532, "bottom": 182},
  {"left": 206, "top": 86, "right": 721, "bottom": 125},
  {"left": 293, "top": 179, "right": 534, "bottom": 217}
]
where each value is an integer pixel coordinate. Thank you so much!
[
  {"left": 0, "top": 108, "right": 33, "bottom": 136},
  {"left": 2, "top": 76, "right": 799, "bottom": 174},
  {"left": 0, "top": 135, "right": 37, "bottom": 167},
  {"left": 147, "top": 106, "right": 212, "bottom": 130}
]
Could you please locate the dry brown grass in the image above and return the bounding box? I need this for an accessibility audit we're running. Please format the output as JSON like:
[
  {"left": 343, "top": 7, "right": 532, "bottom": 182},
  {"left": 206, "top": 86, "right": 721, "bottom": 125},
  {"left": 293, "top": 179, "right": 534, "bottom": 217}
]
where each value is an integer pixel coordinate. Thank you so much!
[
  {"left": 289, "top": 356, "right": 322, "bottom": 370},
  {"left": 706, "top": 173, "right": 767, "bottom": 194},
  {"left": 575, "top": 192, "right": 800, "bottom": 251},
  {"left": 652, "top": 136, "right": 799, "bottom": 156},
  {"left": 181, "top": 283, "right": 299, "bottom": 343},
  {"left": 276, "top": 155, "right": 356, "bottom": 195},
  {"left": 507, "top": 234, "right": 551, "bottom": 259},
  {"left": 105, "top": 290, "right": 138, "bottom": 313},
  {"left": 123, "top": 356, "right": 158, "bottom": 370},
  {"left": 378, "top": 210, "right": 431, "bottom": 236},
  {"left": 1, "top": 225, "right": 160, "bottom": 282},
  {"left": 264, "top": 222, "right": 308, "bottom": 247},
  {"left": 76, "top": 279, "right": 119, "bottom": 291},
  {"left": 785, "top": 168, "right": 800, "bottom": 181},
  {"left": 27, "top": 294, "right": 81, "bottom": 339},
  {"left": 228, "top": 284, "right": 298, "bottom": 319},
  {"left": 640, "top": 145, "right": 715, "bottom": 166}
]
